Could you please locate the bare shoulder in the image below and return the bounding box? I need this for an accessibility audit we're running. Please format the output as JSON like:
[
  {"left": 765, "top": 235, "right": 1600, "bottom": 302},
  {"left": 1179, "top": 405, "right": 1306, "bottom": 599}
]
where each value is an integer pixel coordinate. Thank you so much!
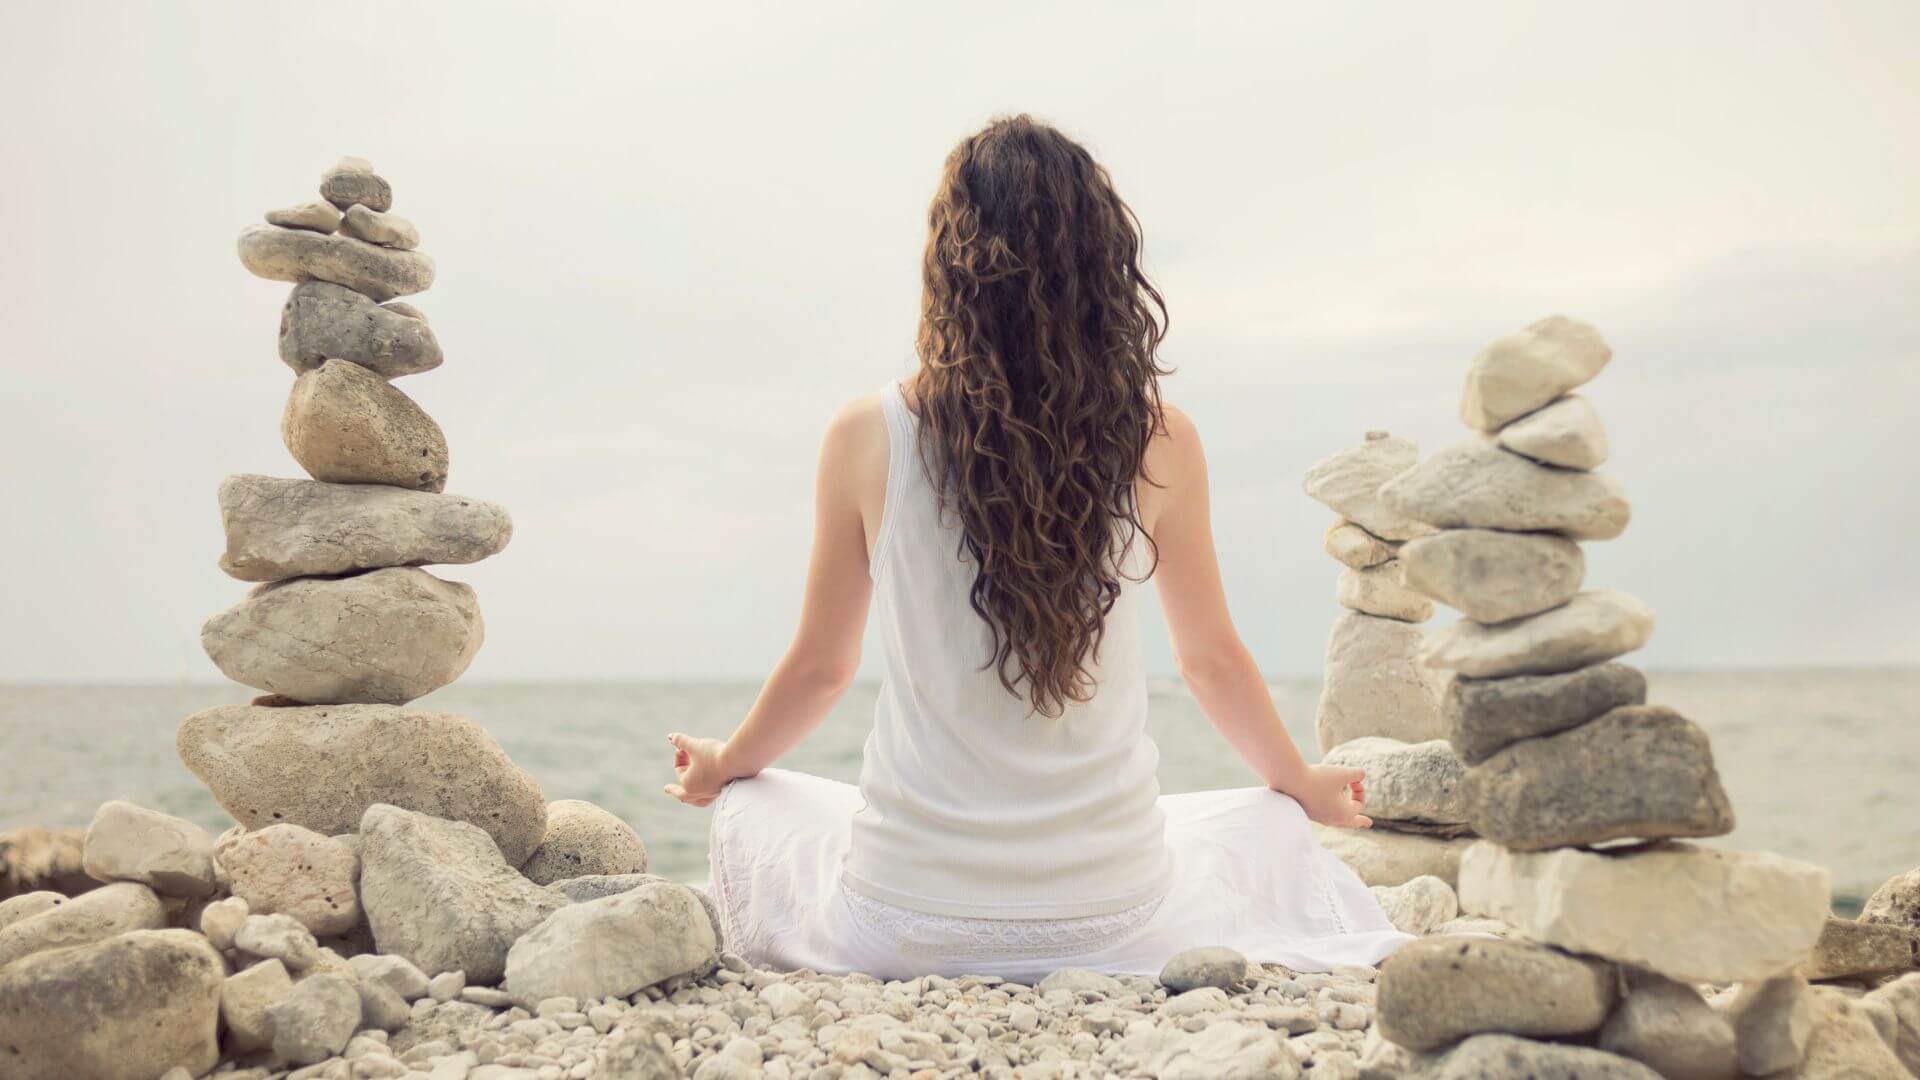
[
  {"left": 823, "top": 393, "right": 888, "bottom": 456},
  {"left": 1147, "top": 402, "right": 1206, "bottom": 478}
]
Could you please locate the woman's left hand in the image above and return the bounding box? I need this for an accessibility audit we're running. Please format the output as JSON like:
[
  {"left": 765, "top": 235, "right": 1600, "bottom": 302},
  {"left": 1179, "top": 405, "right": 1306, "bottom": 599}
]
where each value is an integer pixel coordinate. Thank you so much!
[{"left": 664, "top": 732, "right": 732, "bottom": 807}]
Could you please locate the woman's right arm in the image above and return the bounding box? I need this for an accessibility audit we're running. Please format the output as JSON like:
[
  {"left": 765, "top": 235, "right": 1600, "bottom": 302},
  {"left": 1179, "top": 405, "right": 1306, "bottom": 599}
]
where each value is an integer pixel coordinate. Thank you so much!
[{"left": 1144, "top": 406, "right": 1372, "bottom": 828}]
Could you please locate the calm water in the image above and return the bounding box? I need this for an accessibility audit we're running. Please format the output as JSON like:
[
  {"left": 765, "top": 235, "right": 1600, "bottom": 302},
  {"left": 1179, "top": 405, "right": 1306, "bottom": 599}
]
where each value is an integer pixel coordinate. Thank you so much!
[{"left": 3, "top": 671, "right": 1915, "bottom": 910}]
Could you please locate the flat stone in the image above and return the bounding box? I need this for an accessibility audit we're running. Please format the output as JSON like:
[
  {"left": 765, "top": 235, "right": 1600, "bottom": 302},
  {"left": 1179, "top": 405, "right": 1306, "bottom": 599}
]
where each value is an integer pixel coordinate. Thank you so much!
[
  {"left": 320, "top": 156, "right": 394, "bottom": 212},
  {"left": 1144, "top": 1020, "right": 1299, "bottom": 1079},
  {"left": 347, "top": 953, "right": 431, "bottom": 1001},
  {"left": 1370, "top": 875, "right": 1459, "bottom": 936},
  {"left": 1380, "top": 439, "right": 1631, "bottom": 540},
  {"left": 359, "top": 803, "right": 570, "bottom": 983},
  {"left": 235, "top": 911, "right": 321, "bottom": 970},
  {"left": 0, "top": 891, "right": 64, "bottom": 931},
  {"left": 503, "top": 881, "right": 717, "bottom": 1006},
  {"left": 1460, "top": 840, "right": 1831, "bottom": 983},
  {"left": 222, "top": 958, "right": 294, "bottom": 1052},
  {"left": 238, "top": 223, "right": 431, "bottom": 302},
  {"left": 1443, "top": 663, "right": 1647, "bottom": 764},
  {"left": 268, "top": 971, "right": 362, "bottom": 1065},
  {"left": 1159, "top": 947, "right": 1248, "bottom": 993},
  {"left": 81, "top": 800, "right": 218, "bottom": 896},
  {"left": 1322, "top": 737, "right": 1469, "bottom": 826},
  {"left": 1302, "top": 432, "right": 1432, "bottom": 541},
  {"left": 1800, "top": 916, "right": 1920, "bottom": 981},
  {"left": 1497, "top": 394, "right": 1609, "bottom": 469},
  {"left": 1038, "top": 967, "right": 1127, "bottom": 996},
  {"left": 544, "top": 873, "right": 724, "bottom": 958},
  {"left": 0, "top": 880, "right": 165, "bottom": 968},
  {"left": 1423, "top": 589, "right": 1654, "bottom": 678},
  {"left": 179, "top": 703, "right": 546, "bottom": 863},
  {"left": 1336, "top": 561, "right": 1433, "bottom": 622},
  {"left": 1431, "top": 915, "right": 1513, "bottom": 937},
  {"left": 519, "top": 800, "right": 650, "bottom": 884},
  {"left": 1312, "top": 825, "right": 1476, "bottom": 888},
  {"left": 1323, "top": 520, "right": 1398, "bottom": 569},
  {"left": 1866, "top": 973, "right": 1920, "bottom": 1075},
  {"left": 1398, "top": 529, "right": 1585, "bottom": 624},
  {"left": 1723, "top": 974, "right": 1818, "bottom": 1076},
  {"left": 341, "top": 203, "right": 419, "bottom": 249},
  {"left": 217, "top": 474, "right": 511, "bottom": 583},
  {"left": 0, "top": 928, "right": 224, "bottom": 1080},
  {"left": 1597, "top": 969, "right": 1738, "bottom": 1080},
  {"left": 1461, "top": 705, "right": 1734, "bottom": 850},
  {"left": 1315, "top": 611, "right": 1444, "bottom": 753},
  {"left": 201, "top": 567, "right": 482, "bottom": 705},
  {"left": 266, "top": 201, "right": 344, "bottom": 234},
  {"left": 283, "top": 359, "right": 449, "bottom": 491},
  {"left": 1459, "top": 315, "right": 1613, "bottom": 432},
  {"left": 1784, "top": 991, "right": 1910, "bottom": 1078},
  {"left": 279, "top": 280, "right": 442, "bottom": 378},
  {"left": 1864, "top": 869, "right": 1920, "bottom": 931},
  {"left": 1428, "top": 1033, "right": 1659, "bottom": 1079},
  {"left": 217, "top": 823, "right": 362, "bottom": 936},
  {"left": 1377, "top": 936, "right": 1617, "bottom": 1052}
]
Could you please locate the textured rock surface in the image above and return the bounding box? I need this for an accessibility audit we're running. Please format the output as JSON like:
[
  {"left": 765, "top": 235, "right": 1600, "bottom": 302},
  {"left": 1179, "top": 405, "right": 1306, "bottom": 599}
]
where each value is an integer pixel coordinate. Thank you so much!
[
  {"left": 1461, "top": 705, "right": 1734, "bottom": 850},
  {"left": 1443, "top": 663, "right": 1647, "bottom": 764},
  {"left": 1302, "top": 432, "right": 1431, "bottom": 541},
  {"left": 1323, "top": 521, "right": 1398, "bottom": 569},
  {"left": 1380, "top": 438, "right": 1630, "bottom": 540},
  {"left": 282, "top": 359, "right": 449, "bottom": 491},
  {"left": 0, "top": 891, "right": 63, "bottom": 931},
  {"left": 0, "top": 928, "right": 223, "bottom": 1080},
  {"left": 217, "top": 474, "right": 511, "bottom": 582},
  {"left": 268, "top": 971, "right": 362, "bottom": 1065},
  {"left": 201, "top": 567, "right": 483, "bottom": 705},
  {"left": 546, "top": 873, "right": 726, "bottom": 959},
  {"left": 341, "top": 203, "right": 419, "bottom": 249},
  {"left": 319, "top": 156, "right": 393, "bottom": 212},
  {"left": 1377, "top": 936, "right": 1616, "bottom": 1052},
  {"left": 1864, "top": 869, "right": 1920, "bottom": 930},
  {"left": 1724, "top": 974, "right": 1818, "bottom": 1077},
  {"left": 1159, "top": 946, "right": 1248, "bottom": 993},
  {"left": 1322, "top": 738, "right": 1468, "bottom": 826},
  {"left": 1429, "top": 1034, "right": 1658, "bottom": 1079},
  {"left": 197, "top": 894, "right": 247, "bottom": 949},
  {"left": 1800, "top": 915, "right": 1920, "bottom": 981},
  {"left": 0, "top": 880, "right": 165, "bottom": 968},
  {"left": 221, "top": 957, "right": 294, "bottom": 1052},
  {"left": 520, "top": 800, "right": 650, "bottom": 885},
  {"left": 178, "top": 703, "right": 547, "bottom": 863},
  {"left": 1460, "top": 840, "right": 1831, "bottom": 983},
  {"left": 279, "top": 280, "right": 442, "bottom": 377},
  {"left": 216, "top": 823, "right": 361, "bottom": 936},
  {"left": 238, "top": 223, "right": 431, "bottom": 302},
  {"left": 1398, "top": 528, "right": 1585, "bottom": 624},
  {"left": 1315, "top": 611, "right": 1443, "bottom": 752},
  {"left": 80, "top": 799, "right": 218, "bottom": 897},
  {"left": 1312, "top": 825, "right": 1475, "bottom": 888},
  {"left": 234, "top": 911, "right": 321, "bottom": 970},
  {"left": 1497, "top": 393, "right": 1609, "bottom": 469},
  {"left": 1597, "top": 969, "right": 1738, "bottom": 1080},
  {"left": 1144, "top": 1021, "right": 1300, "bottom": 1079},
  {"left": 266, "top": 200, "right": 343, "bottom": 233},
  {"left": 359, "top": 803, "right": 569, "bottom": 983},
  {"left": 1785, "top": 991, "right": 1910, "bottom": 1078},
  {"left": 1335, "top": 561, "right": 1433, "bottom": 622},
  {"left": 348, "top": 953, "right": 431, "bottom": 1001},
  {"left": 1459, "top": 315, "right": 1612, "bottom": 431},
  {"left": 1866, "top": 973, "right": 1920, "bottom": 1075},
  {"left": 503, "top": 881, "right": 718, "bottom": 1006},
  {"left": 1422, "top": 589, "right": 1654, "bottom": 678},
  {"left": 1369, "top": 875, "right": 1459, "bottom": 936}
]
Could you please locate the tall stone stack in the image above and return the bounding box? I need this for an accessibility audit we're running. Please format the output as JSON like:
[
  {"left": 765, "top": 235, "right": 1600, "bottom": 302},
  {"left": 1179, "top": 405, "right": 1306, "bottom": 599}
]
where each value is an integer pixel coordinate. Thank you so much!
[{"left": 1367, "top": 316, "right": 1846, "bottom": 1075}]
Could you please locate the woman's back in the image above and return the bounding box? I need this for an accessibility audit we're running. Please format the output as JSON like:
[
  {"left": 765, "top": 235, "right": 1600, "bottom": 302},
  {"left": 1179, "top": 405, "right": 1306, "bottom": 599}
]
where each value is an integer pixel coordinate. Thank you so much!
[{"left": 840, "top": 381, "right": 1175, "bottom": 920}]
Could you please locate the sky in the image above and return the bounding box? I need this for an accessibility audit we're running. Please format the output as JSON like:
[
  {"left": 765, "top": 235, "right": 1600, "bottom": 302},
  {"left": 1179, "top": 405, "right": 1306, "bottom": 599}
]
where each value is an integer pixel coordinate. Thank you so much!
[{"left": 0, "top": 1, "right": 1915, "bottom": 683}]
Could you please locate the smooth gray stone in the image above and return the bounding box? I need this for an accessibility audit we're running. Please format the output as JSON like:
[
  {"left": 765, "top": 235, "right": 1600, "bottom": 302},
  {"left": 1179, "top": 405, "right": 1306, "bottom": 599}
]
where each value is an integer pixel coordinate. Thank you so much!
[
  {"left": 1322, "top": 738, "right": 1469, "bottom": 826},
  {"left": 1380, "top": 438, "right": 1630, "bottom": 541},
  {"left": 238, "top": 223, "right": 431, "bottom": 302},
  {"left": 1398, "top": 528, "right": 1585, "bottom": 624},
  {"left": 282, "top": 359, "right": 448, "bottom": 492},
  {"left": 1459, "top": 315, "right": 1612, "bottom": 432},
  {"left": 320, "top": 156, "right": 393, "bottom": 212},
  {"left": 280, "top": 280, "right": 442, "bottom": 377},
  {"left": 0, "top": 929, "right": 224, "bottom": 1080},
  {"left": 1377, "top": 937, "right": 1616, "bottom": 1052},
  {"left": 1597, "top": 969, "right": 1737, "bottom": 1080},
  {"left": 217, "top": 474, "right": 510, "bottom": 582},
  {"left": 1159, "top": 947, "right": 1248, "bottom": 993},
  {"left": 1422, "top": 589, "right": 1653, "bottom": 678},
  {"left": 1443, "top": 663, "right": 1647, "bottom": 764}
]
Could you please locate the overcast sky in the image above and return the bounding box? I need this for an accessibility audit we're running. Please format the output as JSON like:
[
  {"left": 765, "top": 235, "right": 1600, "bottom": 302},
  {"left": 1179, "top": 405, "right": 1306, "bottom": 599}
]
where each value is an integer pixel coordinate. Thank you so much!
[{"left": 2, "top": 2, "right": 1915, "bottom": 683}]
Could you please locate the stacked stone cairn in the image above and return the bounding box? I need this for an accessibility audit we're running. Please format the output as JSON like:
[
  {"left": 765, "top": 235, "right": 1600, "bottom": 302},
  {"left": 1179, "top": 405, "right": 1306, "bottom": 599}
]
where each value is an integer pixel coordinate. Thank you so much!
[
  {"left": 0, "top": 159, "right": 716, "bottom": 1080},
  {"left": 1360, "top": 315, "right": 1920, "bottom": 1077},
  {"left": 1302, "top": 433, "right": 1484, "bottom": 940}
]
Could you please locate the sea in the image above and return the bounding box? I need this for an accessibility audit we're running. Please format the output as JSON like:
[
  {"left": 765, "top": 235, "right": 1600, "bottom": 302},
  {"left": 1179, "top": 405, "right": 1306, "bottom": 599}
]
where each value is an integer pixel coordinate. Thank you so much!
[{"left": 3, "top": 670, "right": 1915, "bottom": 914}]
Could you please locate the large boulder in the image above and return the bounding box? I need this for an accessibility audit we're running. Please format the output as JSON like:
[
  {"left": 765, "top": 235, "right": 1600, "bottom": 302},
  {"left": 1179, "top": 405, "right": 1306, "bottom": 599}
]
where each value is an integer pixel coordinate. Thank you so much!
[
  {"left": 279, "top": 280, "right": 442, "bottom": 377},
  {"left": 1398, "top": 529, "right": 1585, "bottom": 624},
  {"left": 1377, "top": 936, "right": 1616, "bottom": 1052},
  {"left": 358, "top": 804, "right": 569, "bottom": 983},
  {"left": 1458, "top": 315, "right": 1612, "bottom": 432},
  {"left": 1596, "top": 969, "right": 1739, "bottom": 1080},
  {"left": 545, "top": 873, "right": 725, "bottom": 956},
  {"left": 1460, "top": 705, "right": 1734, "bottom": 850},
  {"left": 519, "top": 800, "right": 649, "bottom": 885},
  {"left": 502, "top": 880, "right": 718, "bottom": 1006},
  {"left": 1460, "top": 841, "right": 1830, "bottom": 984},
  {"left": 0, "top": 929, "right": 224, "bottom": 1080},
  {"left": 238, "top": 223, "right": 431, "bottom": 302},
  {"left": 1422, "top": 589, "right": 1654, "bottom": 678},
  {"left": 1335, "top": 561, "right": 1433, "bottom": 622},
  {"left": 80, "top": 800, "right": 218, "bottom": 897},
  {"left": 1314, "top": 611, "right": 1443, "bottom": 752},
  {"left": 1380, "top": 439, "right": 1630, "bottom": 540},
  {"left": 0, "top": 880, "right": 165, "bottom": 968},
  {"left": 1311, "top": 825, "right": 1475, "bottom": 888},
  {"left": 218, "top": 474, "right": 511, "bottom": 582},
  {"left": 200, "top": 567, "right": 483, "bottom": 705},
  {"left": 178, "top": 703, "right": 546, "bottom": 863},
  {"left": 1443, "top": 663, "right": 1646, "bottom": 764},
  {"left": 1302, "top": 432, "right": 1432, "bottom": 541},
  {"left": 1799, "top": 915, "right": 1920, "bottom": 981},
  {"left": 282, "top": 359, "right": 449, "bottom": 492},
  {"left": 1426, "top": 1034, "right": 1658, "bottom": 1079},
  {"left": 216, "top": 823, "right": 361, "bottom": 937},
  {"left": 1321, "top": 738, "right": 1468, "bottom": 827},
  {"left": 1496, "top": 394, "right": 1609, "bottom": 470}
]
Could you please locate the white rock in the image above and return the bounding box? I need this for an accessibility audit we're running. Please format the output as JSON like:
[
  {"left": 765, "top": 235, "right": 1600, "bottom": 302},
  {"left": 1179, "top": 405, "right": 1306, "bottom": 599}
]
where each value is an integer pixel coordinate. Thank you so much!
[
  {"left": 1369, "top": 875, "right": 1459, "bottom": 936},
  {"left": 1459, "top": 840, "right": 1831, "bottom": 983},
  {"left": 1380, "top": 438, "right": 1631, "bottom": 540},
  {"left": 1863, "top": 972, "right": 1920, "bottom": 1075},
  {"left": 219, "top": 474, "right": 510, "bottom": 582},
  {"left": 0, "top": 880, "right": 166, "bottom": 969},
  {"left": 427, "top": 969, "right": 466, "bottom": 1002},
  {"left": 1398, "top": 529, "right": 1585, "bottom": 624},
  {"left": 267, "top": 201, "right": 344, "bottom": 234},
  {"left": 341, "top": 203, "right": 421, "bottom": 249},
  {"left": 1422, "top": 589, "right": 1654, "bottom": 678},
  {"left": 1312, "top": 825, "right": 1476, "bottom": 888},
  {"left": 238, "top": 223, "right": 431, "bottom": 303},
  {"left": 218, "top": 823, "right": 362, "bottom": 936},
  {"left": 1145, "top": 1020, "right": 1299, "bottom": 1079},
  {"left": 222, "top": 958, "right": 295, "bottom": 1052},
  {"left": 81, "top": 800, "right": 219, "bottom": 897},
  {"left": 1335, "top": 561, "right": 1433, "bottom": 622},
  {"left": 1322, "top": 737, "right": 1469, "bottom": 826},
  {"left": 0, "top": 891, "right": 63, "bottom": 931},
  {"left": 1460, "top": 315, "right": 1612, "bottom": 432},
  {"left": 1314, "top": 611, "right": 1444, "bottom": 753},
  {"left": 357, "top": 977, "right": 412, "bottom": 1032},
  {"left": 349, "top": 953, "right": 433, "bottom": 1001},
  {"left": 198, "top": 894, "right": 249, "bottom": 949},
  {"left": 1322, "top": 521, "right": 1399, "bottom": 570},
  {"left": 1302, "top": 432, "right": 1432, "bottom": 542},
  {"left": 1497, "top": 394, "right": 1609, "bottom": 470},
  {"left": 236, "top": 911, "right": 323, "bottom": 970},
  {"left": 268, "top": 971, "right": 363, "bottom": 1065},
  {"left": 503, "top": 881, "right": 718, "bottom": 1006},
  {"left": 519, "top": 800, "right": 649, "bottom": 885}
]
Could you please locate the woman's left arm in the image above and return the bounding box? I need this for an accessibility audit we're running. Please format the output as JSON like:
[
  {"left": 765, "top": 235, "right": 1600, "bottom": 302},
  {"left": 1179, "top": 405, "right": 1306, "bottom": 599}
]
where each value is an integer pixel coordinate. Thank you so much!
[{"left": 665, "top": 398, "right": 881, "bottom": 806}]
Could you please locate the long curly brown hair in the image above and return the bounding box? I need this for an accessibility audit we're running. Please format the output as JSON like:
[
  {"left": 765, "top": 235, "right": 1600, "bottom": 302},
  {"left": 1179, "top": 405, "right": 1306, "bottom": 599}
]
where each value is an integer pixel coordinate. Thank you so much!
[{"left": 911, "top": 114, "right": 1171, "bottom": 718}]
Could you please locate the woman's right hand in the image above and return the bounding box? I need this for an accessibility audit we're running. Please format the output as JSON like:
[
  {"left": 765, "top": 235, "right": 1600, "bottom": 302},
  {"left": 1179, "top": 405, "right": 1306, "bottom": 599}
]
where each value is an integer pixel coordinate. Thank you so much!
[{"left": 1291, "top": 763, "right": 1372, "bottom": 829}]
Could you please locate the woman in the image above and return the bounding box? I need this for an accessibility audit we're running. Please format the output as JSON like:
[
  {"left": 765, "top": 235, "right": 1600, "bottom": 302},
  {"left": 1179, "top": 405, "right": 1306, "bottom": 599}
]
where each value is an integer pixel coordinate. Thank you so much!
[{"left": 666, "top": 115, "right": 1410, "bottom": 982}]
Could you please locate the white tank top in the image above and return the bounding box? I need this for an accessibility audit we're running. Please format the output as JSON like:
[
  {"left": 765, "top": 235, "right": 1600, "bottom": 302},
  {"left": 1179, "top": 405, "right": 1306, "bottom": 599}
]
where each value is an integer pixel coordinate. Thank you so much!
[{"left": 840, "top": 380, "right": 1176, "bottom": 920}]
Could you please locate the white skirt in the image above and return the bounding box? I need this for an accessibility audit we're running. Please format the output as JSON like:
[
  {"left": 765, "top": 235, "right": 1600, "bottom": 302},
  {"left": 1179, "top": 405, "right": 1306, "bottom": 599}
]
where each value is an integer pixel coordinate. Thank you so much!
[{"left": 707, "top": 769, "right": 1413, "bottom": 984}]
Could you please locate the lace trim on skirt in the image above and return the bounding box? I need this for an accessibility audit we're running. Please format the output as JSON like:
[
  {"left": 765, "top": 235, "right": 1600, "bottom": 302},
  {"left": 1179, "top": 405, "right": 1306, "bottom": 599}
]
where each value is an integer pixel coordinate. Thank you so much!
[{"left": 841, "top": 885, "right": 1164, "bottom": 963}]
